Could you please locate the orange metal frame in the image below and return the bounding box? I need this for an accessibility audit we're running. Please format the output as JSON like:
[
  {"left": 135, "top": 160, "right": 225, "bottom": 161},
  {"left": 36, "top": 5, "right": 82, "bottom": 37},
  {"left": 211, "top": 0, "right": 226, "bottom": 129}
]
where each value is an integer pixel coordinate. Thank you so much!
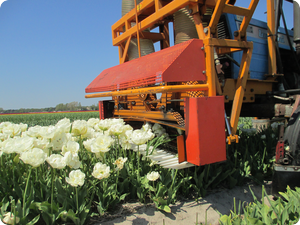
[
  {"left": 87, "top": 0, "right": 278, "bottom": 144},
  {"left": 111, "top": 0, "right": 259, "bottom": 142}
]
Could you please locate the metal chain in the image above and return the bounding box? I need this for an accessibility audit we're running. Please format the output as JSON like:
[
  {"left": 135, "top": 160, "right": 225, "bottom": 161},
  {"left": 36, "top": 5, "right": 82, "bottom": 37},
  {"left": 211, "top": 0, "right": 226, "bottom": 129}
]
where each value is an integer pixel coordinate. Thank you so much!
[{"left": 171, "top": 111, "right": 185, "bottom": 127}]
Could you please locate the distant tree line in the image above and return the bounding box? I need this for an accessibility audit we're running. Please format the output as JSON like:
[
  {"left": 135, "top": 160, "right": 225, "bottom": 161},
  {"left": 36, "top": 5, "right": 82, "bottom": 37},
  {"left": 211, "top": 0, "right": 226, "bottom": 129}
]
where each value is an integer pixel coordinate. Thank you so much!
[{"left": 0, "top": 101, "right": 99, "bottom": 114}]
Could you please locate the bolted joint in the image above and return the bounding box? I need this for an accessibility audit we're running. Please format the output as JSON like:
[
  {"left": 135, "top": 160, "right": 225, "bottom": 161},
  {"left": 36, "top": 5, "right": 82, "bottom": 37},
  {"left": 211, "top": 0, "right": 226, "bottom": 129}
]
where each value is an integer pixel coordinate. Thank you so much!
[{"left": 159, "top": 105, "right": 165, "bottom": 110}]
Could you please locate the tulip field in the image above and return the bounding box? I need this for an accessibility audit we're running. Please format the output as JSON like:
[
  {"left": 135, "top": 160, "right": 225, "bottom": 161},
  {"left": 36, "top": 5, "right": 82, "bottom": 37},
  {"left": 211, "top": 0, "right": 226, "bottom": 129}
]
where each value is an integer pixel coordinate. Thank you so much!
[
  {"left": 0, "top": 112, "right": 284, "bottom": 224},
  {"left": 0, "top": 111, "right": 99, "bottom": 127}
]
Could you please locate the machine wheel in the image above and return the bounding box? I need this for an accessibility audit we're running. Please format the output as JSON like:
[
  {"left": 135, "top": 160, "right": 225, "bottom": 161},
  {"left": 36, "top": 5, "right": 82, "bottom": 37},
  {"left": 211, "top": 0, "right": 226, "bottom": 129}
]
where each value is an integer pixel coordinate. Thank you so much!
[
  {"left": 283, "top": 105, "right": 300, "bottom": 165},
  {"left": 272, "top": 105, "right": 300, "bottom": 198}
]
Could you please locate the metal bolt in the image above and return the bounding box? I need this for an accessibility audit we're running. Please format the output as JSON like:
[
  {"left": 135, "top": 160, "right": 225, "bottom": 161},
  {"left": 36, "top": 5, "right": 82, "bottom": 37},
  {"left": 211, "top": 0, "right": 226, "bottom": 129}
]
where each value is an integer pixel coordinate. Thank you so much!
[
  {"left": 204, "top": 28, "right": 208, "bottom": 34},
  {"left": 202, "top": 70, "right": 206, "bottom": 74},
  {"left": 201, "top": 46, "right": 204, "bottom": 50},
  {"left": 233, "top": 31, "right": 239, "bottom": 37},
  {"left": 225, "top": 95, "right": 229, "bottom": 100},
  {"left": 189, "top": 9, "right": 193, "bottom": 14},
  {"left": 131, "top": 101, "right": 136, "bottom": 106}
]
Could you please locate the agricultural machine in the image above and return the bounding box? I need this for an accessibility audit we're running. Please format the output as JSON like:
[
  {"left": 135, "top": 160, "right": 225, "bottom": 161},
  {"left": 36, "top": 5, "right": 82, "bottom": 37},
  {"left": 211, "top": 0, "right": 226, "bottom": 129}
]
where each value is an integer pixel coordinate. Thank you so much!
[{"left": 85, "top": 0, "right": 300, "bottom": 195}]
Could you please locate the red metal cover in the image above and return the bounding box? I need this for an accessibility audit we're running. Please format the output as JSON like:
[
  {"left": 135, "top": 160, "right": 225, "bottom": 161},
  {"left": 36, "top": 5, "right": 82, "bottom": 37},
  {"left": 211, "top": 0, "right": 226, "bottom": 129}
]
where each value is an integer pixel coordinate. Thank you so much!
[
  {"left": 184, "top": 97, "right": 226, "bottom": 166},
  {"left": 85, "top": 39, "right": 206, "bottom": 93}
]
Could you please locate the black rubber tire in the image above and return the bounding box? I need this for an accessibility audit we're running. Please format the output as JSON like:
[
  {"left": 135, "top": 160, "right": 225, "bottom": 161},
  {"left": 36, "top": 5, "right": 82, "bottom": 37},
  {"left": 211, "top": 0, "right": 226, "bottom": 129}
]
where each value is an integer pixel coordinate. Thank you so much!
[
  {"left": 283, "top": 105, "right": 300, "bottom": 165},
  {"left": 272, "top": 106, "right": 300, "bottom": 197},
  {"left": 272, "top": 166, "right": 300, "bottom": 199}
]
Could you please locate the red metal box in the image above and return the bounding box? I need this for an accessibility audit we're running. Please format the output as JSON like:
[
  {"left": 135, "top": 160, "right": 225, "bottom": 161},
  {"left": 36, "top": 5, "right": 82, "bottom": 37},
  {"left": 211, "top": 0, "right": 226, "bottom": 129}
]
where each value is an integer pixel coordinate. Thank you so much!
[{"left": 184, "top": 97, "right": 226, "bottom": 166}]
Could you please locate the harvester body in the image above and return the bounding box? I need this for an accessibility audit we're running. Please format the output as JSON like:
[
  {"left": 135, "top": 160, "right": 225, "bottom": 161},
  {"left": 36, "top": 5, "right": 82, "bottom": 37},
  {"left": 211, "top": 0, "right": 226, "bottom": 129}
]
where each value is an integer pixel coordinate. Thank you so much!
[{"left": 86, "top": 0, "right": 300, "bottom": 172}]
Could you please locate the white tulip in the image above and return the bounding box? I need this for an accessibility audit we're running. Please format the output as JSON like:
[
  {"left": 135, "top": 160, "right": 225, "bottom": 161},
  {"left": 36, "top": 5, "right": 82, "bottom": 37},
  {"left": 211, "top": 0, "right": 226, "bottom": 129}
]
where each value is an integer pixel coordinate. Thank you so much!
[
  {"left": 72, "top": 120, "right": 88, "bottom": 136},
  {"left": 91, "top": 134, "right": 114, "bottom": 153},
  {"left": 94, "top": 119, "right": 111, "bottom": 132},
  {"left": 50, "top": 131, "right": 68, "bottom": 151},
  {"left": 119, "top": 133, "right": 132, "bottom": 150},
  {"left": 64, "top": 152, "right": 81, "bottom": 169},
  {"left": 46, "top": 154, "right": 66, "bottom": 169},
  {"left": 33, "top": 138, "right": 51, "bottom": 151},
  {"left": 61, "top": 140, "right": 80, "bottom": 156},
  {"left": 81, "top": 127, "right": 96, "bottom": 139},
  {"left": 20, "top": 148, "right": 47, "bottom": 167},
  {"left": 66, "top": 169, "right": 85, "bottom": 187},
  {"left": 146, "top": 171, "right": 160, "bottom": 181},
  {"left": 2, "top": 136, "right": 34, "bottom": 154},
  {"left": 2, "top": 212, "right": 20, "bottom": 224},
  {"left": 142, "top": 123, "right": 151, "bottom": 132},
  {"left": 39, "top": 125, "right": 57, "bottom": 139},
  {"left": 152, "top": 123, "right": 167, "bottom": 137},
  {"left": 113, "top": 157, "right": 127, "bottom": 170},
  {"left": 131, "top": 129, "right": 154, "bottom": 145},
  {"left": 87, "top": 118, "right": 100, "bottom": 128},
  {"left": 55, "top": 118, "right": 71, "bottom": 133},
  {"left": 92, "top": 162, "right": 110, "bottom": 180},
  {"left": 108, "top": 124, "right": 133, "bottom": 136},
  {"left": 0, "top": 122, "right": 12, "bottom": 133},
  {"left": 2, "top": 123, "right": 22, "bottom": 137},
  {"left": 19, "top": 123, "right": 28, "bottom": 132},
  {"left": 83, "top": 138, "right": 95, "bottom": 152}
]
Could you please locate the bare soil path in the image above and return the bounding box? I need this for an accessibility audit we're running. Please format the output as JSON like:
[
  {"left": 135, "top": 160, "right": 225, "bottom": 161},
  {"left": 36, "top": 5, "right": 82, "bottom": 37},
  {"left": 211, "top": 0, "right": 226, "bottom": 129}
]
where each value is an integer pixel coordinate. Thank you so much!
[{"left": 89, "top": 181, "right": 273, "bottom": 225}]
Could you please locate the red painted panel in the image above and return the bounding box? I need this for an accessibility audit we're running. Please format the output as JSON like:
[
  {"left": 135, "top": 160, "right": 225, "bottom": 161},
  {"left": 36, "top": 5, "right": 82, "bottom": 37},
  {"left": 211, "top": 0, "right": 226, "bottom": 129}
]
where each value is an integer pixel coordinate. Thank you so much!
[
  {"left": 98, "top": 101, "right": 104, "bottom": 120},
  {"left": 177, "top": 135, "right": 186, "bottom": 163},
  {"left": 85, "top": 39, "right": 206, "bottom": 93},
  {"left": 185, "top": 97, "right": 226, "bottom": 166}
]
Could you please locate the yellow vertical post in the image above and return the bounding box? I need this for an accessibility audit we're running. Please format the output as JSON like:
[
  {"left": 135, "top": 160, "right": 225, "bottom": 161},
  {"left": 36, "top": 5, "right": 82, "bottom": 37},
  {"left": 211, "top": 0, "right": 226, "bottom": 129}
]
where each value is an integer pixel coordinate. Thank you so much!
[
  {"left": 118, "top": 45, "right": 123, "bottom": 64},
  {"left": 238, "top": 0, "right": 259, "bottom": 39},
  {"left": 192, "top": 13, "right": 205, "bottom": 40},
  {"left": 134, "top": 0, "right": 141, "bottom": 58},
  {"left": 209, "top": 0, "right": 227, "bottom": 34},
  {"left": 204, "top": 39, "right": 217, "bottom": 97},
  {"left": 120, "top": 36, "right": 132, "bottom": 64},
  {"left": 230, "top": 45, "right": 253, "bottom": 135},
  {"left": 155, "top": 0, "right": 162, "bottom": 12},
  {"left": 267, "top": 0, "right": 277, "bottom": 75}
]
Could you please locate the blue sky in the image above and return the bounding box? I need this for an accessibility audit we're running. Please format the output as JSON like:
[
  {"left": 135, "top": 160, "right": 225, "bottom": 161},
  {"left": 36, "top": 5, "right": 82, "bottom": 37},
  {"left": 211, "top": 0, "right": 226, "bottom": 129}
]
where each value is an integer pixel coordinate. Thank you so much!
[{"left": 0, "top": 0, "right": 294, "bottom": 110}]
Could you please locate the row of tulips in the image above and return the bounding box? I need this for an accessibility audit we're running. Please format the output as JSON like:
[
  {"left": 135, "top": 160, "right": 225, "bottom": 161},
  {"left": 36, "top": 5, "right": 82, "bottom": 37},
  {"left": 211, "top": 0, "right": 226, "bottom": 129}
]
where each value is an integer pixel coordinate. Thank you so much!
[
  {"left": 0, "top": 117, "right": 278, "bottom": 224},
  {"left": 0, "top": 118, "right": 177, "bottom": 224}
]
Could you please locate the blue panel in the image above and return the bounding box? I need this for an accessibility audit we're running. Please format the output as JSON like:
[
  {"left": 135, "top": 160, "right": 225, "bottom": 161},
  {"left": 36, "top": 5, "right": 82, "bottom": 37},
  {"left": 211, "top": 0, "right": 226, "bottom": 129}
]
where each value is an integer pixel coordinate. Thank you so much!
[{"left": 224, "top": 14, "right": 294, "bottom": 80}]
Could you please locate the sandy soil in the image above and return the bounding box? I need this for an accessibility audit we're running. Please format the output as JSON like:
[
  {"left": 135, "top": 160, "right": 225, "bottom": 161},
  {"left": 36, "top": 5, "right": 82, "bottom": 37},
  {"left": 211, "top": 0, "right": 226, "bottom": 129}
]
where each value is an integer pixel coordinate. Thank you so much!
[{"left": 89, "top": 181, "right": 273, "bottom": 225}]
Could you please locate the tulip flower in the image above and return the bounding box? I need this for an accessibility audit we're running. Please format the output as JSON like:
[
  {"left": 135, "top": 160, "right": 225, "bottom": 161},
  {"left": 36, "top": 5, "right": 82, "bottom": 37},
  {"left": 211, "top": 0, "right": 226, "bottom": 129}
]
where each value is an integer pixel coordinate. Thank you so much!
[
  {"left": 72, "top": 120, "right": 88, "bottom": 136},
  {"left": 92, "top": 162, "right": 110, "bottom": 180},
  {"left": 146, "top": 171, "right": 160, "bottom": 181},
  {"left": 66, "top": 169, "right": 85, "bottom": 187},
  {"left": 46, "top": 154, "right": 66, "bottom": 169},
  {"left": 2, "top": 212, "right": 20, "bottom": 224},
  {"left": 113, "top": 157, "right": 127, "bottom": 170},
  {"left": 20, "top": 148, "right": 47, "bottom": 167},
  {"left": 91, "top": 134, "right": 114, "bottom": 153}
]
